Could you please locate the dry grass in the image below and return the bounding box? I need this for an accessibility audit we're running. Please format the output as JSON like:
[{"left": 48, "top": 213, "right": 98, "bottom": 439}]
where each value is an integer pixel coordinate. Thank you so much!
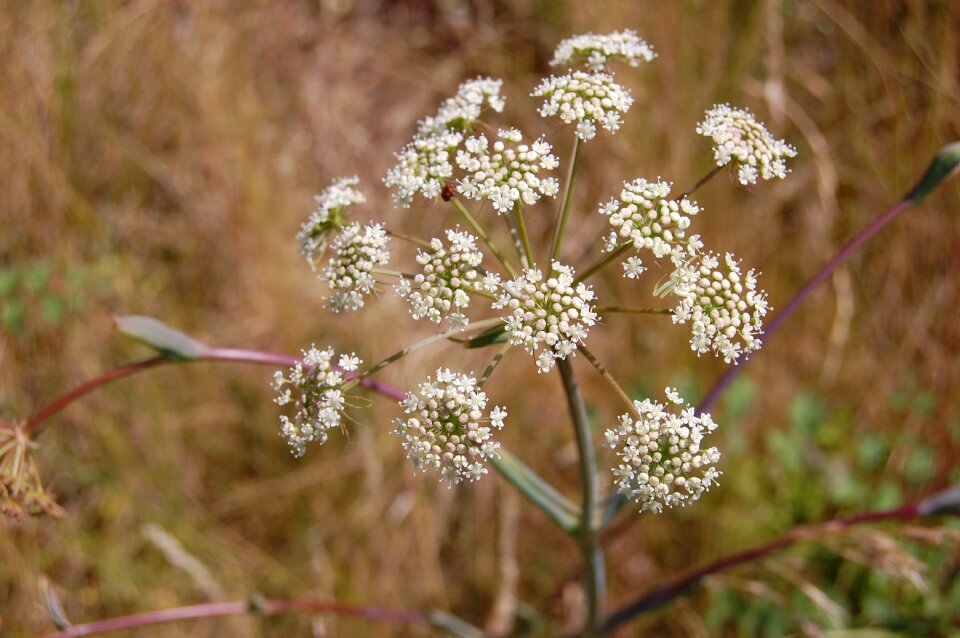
[{"left": 2, "top": 1, "right": 959, "bottom": 636}]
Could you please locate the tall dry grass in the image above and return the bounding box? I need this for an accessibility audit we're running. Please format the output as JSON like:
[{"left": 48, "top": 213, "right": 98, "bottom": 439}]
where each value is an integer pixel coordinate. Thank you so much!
[{"left": 2, "top": 1, "right": 959, "bottom": 636}]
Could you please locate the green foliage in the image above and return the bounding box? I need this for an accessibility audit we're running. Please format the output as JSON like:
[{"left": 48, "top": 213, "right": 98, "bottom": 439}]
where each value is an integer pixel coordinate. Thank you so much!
[{"left": 0, "top": 259, "right": 95, "bottom": 334}]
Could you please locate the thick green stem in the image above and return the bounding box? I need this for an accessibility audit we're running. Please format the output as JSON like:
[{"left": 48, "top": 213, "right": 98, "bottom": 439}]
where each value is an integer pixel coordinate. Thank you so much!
[
  {"left": 513, "top": 202, "right": 536, "bottom": 269},
  {"left": 575, "top": 243, "right": 632, "bottom": 284},
  {"left": 557, "top": 358, "right": 605, "bottom": 637},
  {"left": 451, "top": 198, "right": 518, "bottom": 278},
  {"left": 551, "top": 135, "right": 583, "bottom": 264}
]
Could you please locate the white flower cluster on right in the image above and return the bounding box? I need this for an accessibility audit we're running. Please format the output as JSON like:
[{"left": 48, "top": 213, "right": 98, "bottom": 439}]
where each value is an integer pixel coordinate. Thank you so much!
[
  {"left": 298, "top": 176, "right": 366, "bottom": 268},
  {"left": 697, "top": 104, "right": 797, "bottom": 185},
  {"left": 274, "top": 347, "right": 362, "bottom": 457},
  {"left": 385, "top": 77, "right": 505, "bottom": 207},
  {"left": 669, "top": 249, "right": 769, "bottom": 363},
  {"left": 600, "top": 177, "right": 701, "bottom": 265},
  {"left": 394, "top": 368, "right": 507, "bottom": 484},
  {"left": 605, "top": 388, "right": 721, "bottom": 513},
  {"left": 550, "top": 30, "right": 656, "bottom": 70},
  {"left": 456, "top": 128, "right": 560, "bottom": 213},
  {"left": 322, "top": 223, "right": 391, "bottom": 312},
  {"left": 532, "top": 71, "right": 634, "bottom": 141},
  {"left": 395, "top": 228, "right": 500, "bottom": 330},
  {"left": 494, "top": 262, "right": 599, "bottom": 373}
]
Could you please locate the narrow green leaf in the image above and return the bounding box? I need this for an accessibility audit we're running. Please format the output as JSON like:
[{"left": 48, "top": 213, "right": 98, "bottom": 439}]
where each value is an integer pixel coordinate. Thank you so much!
[
  {"left": 113, "top": 315, "right": 208, "bottom": 361},
  {"left": 906, "top": 141, "right": 960, "bottom": 203},
  {"left": 463, "top": 323, "right": 508, "bottom": 349},
  {"left": 491, "top": 448, "right": 580, "bottom": 534}
]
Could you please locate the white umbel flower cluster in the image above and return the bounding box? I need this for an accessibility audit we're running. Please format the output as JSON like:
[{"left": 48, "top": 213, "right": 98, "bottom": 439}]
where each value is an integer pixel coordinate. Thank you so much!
[
  {"left": 600, "top": 178, "right": 701, "bottom": 266},
  {"left": 394, "top": 368, "right": 507, "bottom": 484},
  {"left": 494, "top": 262, "right": 599, "bottom": 373},
  {"left": 697, "top": 104, "right": 797, "bottom": 185},
  {"left": 550, "top": 30, "right": 656, "bottom": 70},
  {"left": 668, "top": 249, "right": 769, "bottom": 363},
  {"left": 605, "top": 388, "right": 721, "bottom": 513},
  {"left": 456, "top": 128, "right": 560, "bottom": 213},
  {"left": 532, "top": 71, "right": 634, "bottom": 141},
  {"left": 385, "top": 77, "right": 505, "bottom": 207},
  {"left": 298, "top": 177, "right": 366, "bottom": 269},
  {"left": 322, "top": 223, "right": 391, "bottom": 312},
  {"left": 395, "top": 228, "right": 500, "bottom": 330},
  {"left": 274, "top": 346, "right": 362, "bottom": 457}
]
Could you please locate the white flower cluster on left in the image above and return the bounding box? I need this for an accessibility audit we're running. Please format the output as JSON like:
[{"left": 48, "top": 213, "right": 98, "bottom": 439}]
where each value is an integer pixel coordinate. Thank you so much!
[
  {"left": 298, "top": 176, "right": 366, "bottom": 269},
  {"left": 495, "top": 262, "right": 599, "bottom": 373},
  {"left": 456, "top": 128, "right": 560, "bottom": 213},
  {"left": 394, "top": 368, "right": 507, "bottom": 484},
  {"left": 274, "top": 347, "right": 362, "bottom": 457},
  {"left": 697, "top": 104, "right": 797, "bottom": 185},
  {"left": 322, "top": 223, "right": 391, "bottom": 312},
  {"left": 395, "top": 228, "right": 500, "bottom": 330},
  {"left": 606, "top": 388, "right": 721, "bottom": 513},
  {"left": 532, "top": 71, "right": 634, "bottom": 141}
]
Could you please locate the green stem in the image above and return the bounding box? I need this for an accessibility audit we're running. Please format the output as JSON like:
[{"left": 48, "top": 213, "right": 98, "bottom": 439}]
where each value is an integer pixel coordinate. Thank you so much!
[
  {"left": 596, "top": 307, "right": 672, "bottom": 316},
  {"left": 575, "top": 243, "right": 632, "bottom": 284},
  {"left": 477, "top": 343, "right": 512, "bottom": 388},
  {"left": 551, "top": 135, "right": 583, "bottom": 263},
  {"left": 502, "top": 207, "right": 529, "bottom": 269},
  {"left": 576, "top": 345, "right": 640, "bottom": 420},
  {"left": 451, "top": 198, "right": 518, "bottom": 278},
  {"left": 557, "top": 358, "right": 605, "bottom": 637},
  {"left": 678, "top": 164, "right": 724, "bottom": 199},
  {"left": 353, "top": 317, "right": 504, "bottom": 384},
  {"left": 490, "top": 449, "right": 580, "bottom": 534},
  {"left": 386, "top": 229, "right": 434, "bottom": 251},
  {"left": 513, "top": 202, "right": 536, "bottom": 269}
]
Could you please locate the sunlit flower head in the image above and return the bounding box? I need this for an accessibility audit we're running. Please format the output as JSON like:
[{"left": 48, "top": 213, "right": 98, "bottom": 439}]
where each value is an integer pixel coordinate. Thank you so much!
[
  {"left": 273, "top": 347, "right": 362, "bottom": 457},
  {"left": 697, "top": 104, "right": 797, "bottom": 185},
  {"left": 298, "top": 177, "right": 366, "bottom": 269},
  {"left": 394, "top": 368, "right": 506, "bottom": 484},
  {"left": 550, "top": 30, "right": 656, "bottom": 70},
  {"left": 667, "top": 248, "right": 769, "bottom": 364},
  {"left": 395, "top": 228, "right": 500, "bottom": 330},
  {"left": 600, "top": 177, "right": 701, "bottom": 263},
  {"left": 532, "top": 71, "right": 634, "bottom": 141},
  {"left": 322, "top": 223, "right": 391, "bottom": 312},
  {"left": 494, "top": 262, "right": 599, "bottom": 373},
  {"left": 456, "top": 128, "right": 560, "bottom": 213},
  {"left": 417, "top": 76, "right": 506, "bottom": 138},
  {"left": 605, "top": 388, "right": 721, "bottom": 513}
]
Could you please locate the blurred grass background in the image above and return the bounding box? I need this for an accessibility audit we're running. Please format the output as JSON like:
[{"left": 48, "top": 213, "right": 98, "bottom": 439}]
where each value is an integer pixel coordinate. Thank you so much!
[{"left": 2, "top": 0, "right": 960, "bottom": 635}]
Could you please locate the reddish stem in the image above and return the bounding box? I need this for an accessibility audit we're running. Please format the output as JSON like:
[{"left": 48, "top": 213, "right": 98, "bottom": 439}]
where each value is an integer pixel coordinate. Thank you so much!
[
  {"left": 24, "top": 347, "right": 407, "bottom": 437},
  {"left": 39, "top": 597, "right": 425, "bottom": 637},
  {"left": 596, "top": 502, "right": 921, "bottom": 635}
]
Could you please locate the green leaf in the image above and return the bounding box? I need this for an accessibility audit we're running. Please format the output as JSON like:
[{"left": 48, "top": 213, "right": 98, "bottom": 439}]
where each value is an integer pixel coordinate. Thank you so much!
[
  {"left": 463, "top": 322, "right": 508, "bottom": 349},
  {"left": 907, "top": 141, "right": 960, "bottom": 204},
  {"left": 490, "top": 448, "right": 580, "bottom": 534},
  {"left": 113, "top": 315, "right": 208, "bottom": 361}
]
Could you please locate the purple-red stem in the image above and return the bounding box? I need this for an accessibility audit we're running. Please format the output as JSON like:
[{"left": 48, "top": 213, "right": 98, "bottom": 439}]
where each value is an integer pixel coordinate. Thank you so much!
[
  {"left": 698, "top": 198, "right": 912, "bottom": 414},
  {"left": 24, "top": 347, "right": 407, "bottom": 437},
  {"left": 39, "top": 597, "right": 425, "bottom": 638},
  {"left": 596, "top": 502, "right": 921, "bottom": 635}
]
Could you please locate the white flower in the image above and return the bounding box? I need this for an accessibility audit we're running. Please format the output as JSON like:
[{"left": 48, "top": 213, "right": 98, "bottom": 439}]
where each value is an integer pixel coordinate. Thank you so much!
[
  {"left": 494, "top": 262, "right": 599, "bottom": 373},
  {"left": 298, "top": 177, "right": 366, "bottom": 268},
  {"left": 696, "top": 104, "right": 797, "bottom": 185},
  {"left": 385, "top": 77, "right": 505, "bottom": 207},
  {"left": 395, "top": 228, "right": 499, "bottom": 329},
  {"left": 600, "top": 177, "right": 701, "bottom": 262},
  {"left": 274, "top": 346, "right": 362, "bottom": 457},
  {"left": 532, "top": 71, "right": 634, "bottom": 141},
  {"left": 456, "top": 129, "right": 560, "bottom": 213},
  {"left": 394, "top": 369, "right": 506, "bottom": 484},
  {"left": 622, "top": 256, "right": 646, "bottom": 279},
  {"left": 606, "top": 388, "right": 721, "bottom": 513},
  {"left": 550, "top": 30, "right": 656, "bottom": 70},
  {"left": 322, "top": 223, "right": 391, "bottom": 312},
  {"left": 668, "top": 248, "right": 769, "bottom": 363}
]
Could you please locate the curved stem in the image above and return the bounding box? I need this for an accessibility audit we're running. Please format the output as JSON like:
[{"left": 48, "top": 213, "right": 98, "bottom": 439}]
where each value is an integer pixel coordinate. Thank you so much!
[
  {"left": 575, "top": 243, "right": 632, "bottom": 284},
  {"left": 38, "top": 597, "right": 427, "bottom": 638},
  {"left": 451, "top": 198, "right": 518, "bottom": 278},
  {"left": 596, "top": 502, "right": 925, "bottom": 635},
  {"left": 558, "top": 358, "right": 605, "bottom": 637},
  {"left": 551, "top": 135, "right": 583, "bottom": 263}
]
